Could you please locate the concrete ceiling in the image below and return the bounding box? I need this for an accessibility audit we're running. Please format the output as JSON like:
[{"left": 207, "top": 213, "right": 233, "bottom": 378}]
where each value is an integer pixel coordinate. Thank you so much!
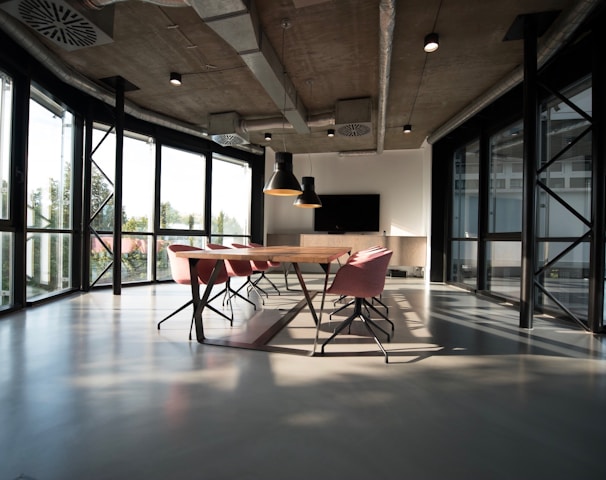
[{"left": 0, "top": 0, "right": 586, "bottom": 154}]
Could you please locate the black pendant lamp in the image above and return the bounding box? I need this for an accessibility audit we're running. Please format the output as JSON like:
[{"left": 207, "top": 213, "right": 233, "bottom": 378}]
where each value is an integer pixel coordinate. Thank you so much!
[
  {"left": 294, "top": 176, "right": 322, "bottom": 208},
  {"left": 263, "top": 152, "right": 302, "bottom": 196}
]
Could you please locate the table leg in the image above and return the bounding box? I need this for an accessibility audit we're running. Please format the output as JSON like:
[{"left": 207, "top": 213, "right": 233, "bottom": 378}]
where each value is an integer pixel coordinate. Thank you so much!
[
  {"left": 291, "top": 262, "right": 332, "bottom": 355},
  {"left": 191, "top": 259, "right": 225, "bottom": 342}
]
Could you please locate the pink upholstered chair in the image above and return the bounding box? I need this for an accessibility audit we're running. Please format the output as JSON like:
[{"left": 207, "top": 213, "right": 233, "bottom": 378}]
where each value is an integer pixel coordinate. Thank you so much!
[
  {"left": 158, "top": 244, "right": 232, "bottom": 339},
  {"left": 331, "top": 246, "right": 390, "bottom": 318},
  {"left": 321, "top": 248, "right": 394, "bottom": 362},
  {"left": 232, "top": 243, "right": 271, "bottom": 301},
  {"left": 206, "top": 243, "right": 257, "bottom": 310},
  {"left": 247, "top": 242, "right": 281, "bottom": 295}
]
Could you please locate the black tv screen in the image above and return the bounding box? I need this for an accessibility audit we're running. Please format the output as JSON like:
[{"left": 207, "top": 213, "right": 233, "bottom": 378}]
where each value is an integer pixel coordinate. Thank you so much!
[{"left": 314, "top": 194, "right": 380, "bottom": 233}]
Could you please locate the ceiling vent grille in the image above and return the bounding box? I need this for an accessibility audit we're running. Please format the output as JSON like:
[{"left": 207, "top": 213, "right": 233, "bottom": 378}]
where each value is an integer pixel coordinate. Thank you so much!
[
  {"left": 209, "top": 112, "right": 249, "bottom": 147},
  {"left": 0, "top": 0, "right": 114, "bottom": 50},
  {"left": 211, "top": 133, "right": 248, "bottom": 146},
  {"left": 334, "top": 97, "right": 372, "bottom": 137},
  {"left": 337, "top": 123, "right": 372, "bottom": 137}
]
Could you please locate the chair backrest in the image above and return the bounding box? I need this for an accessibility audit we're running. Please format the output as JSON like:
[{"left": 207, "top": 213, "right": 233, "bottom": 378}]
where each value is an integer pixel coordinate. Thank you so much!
[
  {"left": 167, "top": 244, "right": 203, "bottom": 286},
  {"left": 328, "top": 249, "right": 393, "bottom": 299},
  {"left": 206, "top": 243, "right": 253, "bottom": 277},
  {"left": 232, "top": 243, "right": 269, "bottom": 271},
  {"left": 249, "top": 242, "right": 280, "bottom": 267},
  {"left": 196, "top": 255, "right": 229, "bottom": 285},
  {"left": 346, "top": 245, "right": 386, "bottom": 265}
]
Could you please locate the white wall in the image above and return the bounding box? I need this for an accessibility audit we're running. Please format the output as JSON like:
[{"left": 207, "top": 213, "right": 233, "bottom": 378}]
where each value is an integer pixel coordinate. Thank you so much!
[{"left": 263, "top": 145, "right": 432, "bottom": 238}]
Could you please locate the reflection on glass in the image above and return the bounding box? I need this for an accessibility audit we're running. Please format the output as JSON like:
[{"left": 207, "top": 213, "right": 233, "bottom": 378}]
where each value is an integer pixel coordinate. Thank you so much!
[
  {"left": 156, "top": 235, "right": 206, "bottom": 281},
  {"left": 537, "top": 241, "right": 589, "bottom": 320},
  {"left": 451, "top": 140, "right": 479, "bottom": 287},
  {"left": 1, "top": 71, "right": 13, "bottom": 221},
  {"left": 27, "top": 93, "right": 73, "bottom": 229},
  {"left": 211, "top": 155, "right": 251, "bottom": 240},
  {"left": 0, "top": 232, "right": 13, "bottom": 307},
  {"left": 91, "top": 125, "right": 116, "bottom": 232},
  {"left": 90, "top": 234, "right": 113, "bottom": 286},
  {"left": 121, "top": 234, "right": 154, "bottom": 283},
  {"left": 451, "top": 240, "right": 478, "bottom": 285},
  {"left": 489, "top": 121, "right": 523, "bottom": 233},
  {"left": 452, "top": 140, "right": 479, "bottom": 239},
  {"left": 160, "top": 146, "right": 205, "bottom": 230},
  {"left": 26, "top": 232, "right": 72, "bottom": 301},
  {"left": 486, "top": 241, "right": 520, "bottom": 300},
  {"left": 26, "top": 87, "right": 74, "bottom": 301},
  {"left": 538, "top": 83, "right": 592, "bottom": 239},
  {"left": 122, "top": 136, "right": 155, "bottom": 232}
]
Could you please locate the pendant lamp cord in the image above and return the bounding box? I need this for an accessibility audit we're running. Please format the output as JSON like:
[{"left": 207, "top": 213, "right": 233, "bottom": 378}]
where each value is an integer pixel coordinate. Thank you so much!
[
  {"left": 281, "top": 19, "right": 289, "bottom": 153},
  {"left": 408, "top": 0, "right": 443, "bottom": 125}
]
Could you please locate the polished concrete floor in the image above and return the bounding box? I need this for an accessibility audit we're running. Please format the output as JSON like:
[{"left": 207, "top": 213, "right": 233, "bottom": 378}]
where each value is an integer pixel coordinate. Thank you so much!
[{"left": 1, "top": 275, "right": 605, "bottom": 480}]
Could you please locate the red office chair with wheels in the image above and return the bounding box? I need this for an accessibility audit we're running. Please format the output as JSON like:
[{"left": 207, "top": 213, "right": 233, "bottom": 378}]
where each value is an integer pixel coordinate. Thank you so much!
[
  {"left": 206, "top": 243, "right": 257, "bottom": 310},
  {"left": 158, "top": 244, "right": 232, "bottom": 339},
  {"left": 321, "top": 248, "right": 393, "bottom": 363}
]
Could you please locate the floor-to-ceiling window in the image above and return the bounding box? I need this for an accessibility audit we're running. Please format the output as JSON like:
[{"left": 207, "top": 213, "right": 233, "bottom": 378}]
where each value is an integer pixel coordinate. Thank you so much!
[
  {"left": 536, "top": 78, "right": 592, "bottom": 321},
  {"left": 486, "top": 120, "right": 523, "bottom": 300},
  {"left": 451, "top": 139, "right": 479, "bottom": 286},
  {"left": 89, "top": 125, "right": 157, "bottom": 285},
  {"left": 209, "top": 154, "right": 251, "bottom": 245},
  {"left": 26, "top": 85, "right": 75, "bottom": 301},
  {"left": 156, "top": 144, "right": 207, "bottom": 281},
  {"left": 0, "top": 70, "right": 13, "bottom": 308}
]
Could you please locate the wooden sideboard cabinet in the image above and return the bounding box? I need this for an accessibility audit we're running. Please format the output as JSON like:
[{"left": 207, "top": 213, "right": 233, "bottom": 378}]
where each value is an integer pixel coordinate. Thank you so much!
[{"left": 266, "top": 233, "right": 426, "bottom": 268}]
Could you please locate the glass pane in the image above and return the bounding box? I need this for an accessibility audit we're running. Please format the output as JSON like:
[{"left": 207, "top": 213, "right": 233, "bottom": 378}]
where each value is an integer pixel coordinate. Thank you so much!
[
  {"left": 122, "top": 135, "right": 155, "bottom": 232},
  {"left": 0, "top": 232, "right": 13, "bottom": 307},
  {"left": 27, "top": 93, "right": 74, "bottom": 229},
  {"left": 487, "top": 241, "right": 520, "bottom": 300},
  {"left": 26, "top": 232, "right": 72, "bottom": 301},
  {"left": 452, "top": 140, "right": 479, "bottom": 238},
  {"left": 90, "top": 125, "right": 116, "bottom": 232},
  {"left": 90, "top": 233, "right": 113, "bottom": 286},
  {"left": 121, "top": 234, "right": 153, "bottom": 283},
  {"left": 156, "top": 235, "right": 207, "bottom": 281},
  {"left": 538, "top": 241, "right": 589, "bottom": 320},
  {"left": 160, "top": 146, "right": 205, "bottom": 230},
  {"left": 489, "top": 121, "right": 523, "bottom": 233},
  {"left": 1, "top": 71, "right": 13, "bottom": 220},
  {"left": 451, "top": 240, "right": 477, "bottom": 286},
  {"left": 538, "top": 83, "right": 592, "bottom": 238},
  {"left": 211, "top": 155, "right": 251, "bottom": 237}
]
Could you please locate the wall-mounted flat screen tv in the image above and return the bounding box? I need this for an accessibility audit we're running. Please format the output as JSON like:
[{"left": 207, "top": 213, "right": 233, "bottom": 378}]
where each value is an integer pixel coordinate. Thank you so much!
[{"left": 313, "top": 194, "right": 380, "bottom": 233}]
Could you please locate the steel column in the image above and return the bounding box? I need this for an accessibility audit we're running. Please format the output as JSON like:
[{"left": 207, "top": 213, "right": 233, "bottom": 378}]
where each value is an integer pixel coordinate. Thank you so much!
[
  {"left": 520, "top": 17, "right": 539, "bottom": 329},
  {"left": 112, "top": 78, "right": 125, "bottom": 295},
  {"left": 588, "top": 26, "right": 605, "bottom": 333}
]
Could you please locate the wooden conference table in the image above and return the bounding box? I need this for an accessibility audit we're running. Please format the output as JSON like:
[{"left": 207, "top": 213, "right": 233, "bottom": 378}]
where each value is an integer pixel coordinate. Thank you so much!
[{"left": 175, "top": 245, "right": 351, "bottom": 354}]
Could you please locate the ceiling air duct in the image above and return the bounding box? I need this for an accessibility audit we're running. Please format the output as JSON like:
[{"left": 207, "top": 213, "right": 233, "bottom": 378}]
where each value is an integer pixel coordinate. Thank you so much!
[
  {"left": 208, "top": 112, "right": 249, "bottom": 147},
  {"left": 0, "top": 0, "right": 114, "bottom": 50},
  {"left": 334, "top": 98, "right": 372, "bottom": 137}
]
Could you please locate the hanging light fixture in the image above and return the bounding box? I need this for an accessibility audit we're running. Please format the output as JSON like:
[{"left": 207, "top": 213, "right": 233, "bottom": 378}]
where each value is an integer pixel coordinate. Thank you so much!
[
  {"left": 263, "top": 152, "right": 302, "bottom": 196},
  {"left": 403, "top": 124, "right": 412, "bottom": 133},
  {"left": 327, "top": 128, "right": 335, "bottom": 137},
  {"left": 294, "top": 176, "right": 322, "bottom": 208},
  {"left": 264, "top": 19, "right": 302, "bottom": 196},
  {"left": 169, "top": 71, "right": 182, "bottom": 86},
  {"left": 264, "top": 132, "right": 272, "bottom": 141},
  {"left": 293, "top": 79, "right": 322, "bottom": 208},
  {"left": 423, "top": 33, "right": 439, "bottom": 52}
]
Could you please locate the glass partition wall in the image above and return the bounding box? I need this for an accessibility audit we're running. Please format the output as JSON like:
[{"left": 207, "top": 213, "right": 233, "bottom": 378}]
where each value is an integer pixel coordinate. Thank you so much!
[
  {"left": 0, "top": 61, "right": 261, "bottom": 312},
  {"left": 0, "top": 70, "right": 13, "bottom": 309},
  {"left": 447, "top": 78, "right": 596, "bottom": 328},
  {"left": 26, "top": 86, "right": 75, "bottom": 301}
]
